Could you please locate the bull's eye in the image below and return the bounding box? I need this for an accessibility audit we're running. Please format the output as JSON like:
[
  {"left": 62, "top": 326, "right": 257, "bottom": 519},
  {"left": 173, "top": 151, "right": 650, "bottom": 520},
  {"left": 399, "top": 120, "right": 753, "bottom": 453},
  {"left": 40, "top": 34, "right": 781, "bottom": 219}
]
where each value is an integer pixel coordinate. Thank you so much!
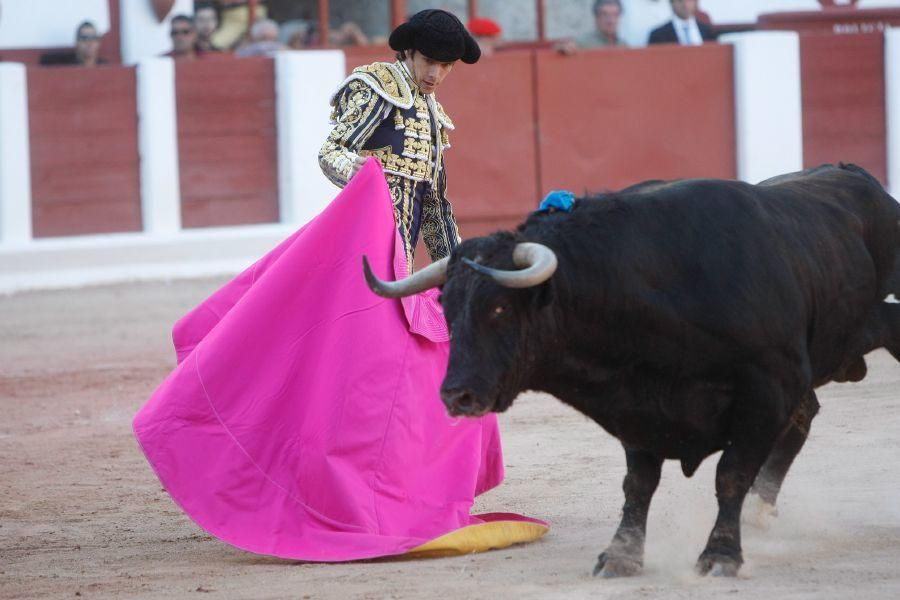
[{"left": 491, "top": 305, "right": 506, "bottom": 319}]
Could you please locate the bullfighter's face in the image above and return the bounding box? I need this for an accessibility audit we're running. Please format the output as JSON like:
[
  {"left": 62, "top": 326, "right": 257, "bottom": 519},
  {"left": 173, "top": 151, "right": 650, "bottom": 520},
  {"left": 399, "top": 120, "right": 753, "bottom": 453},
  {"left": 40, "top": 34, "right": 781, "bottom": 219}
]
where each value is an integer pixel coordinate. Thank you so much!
[
  {"left": 406, "top": 51, "right": 455, "bottom": 95},
  {"left": 439, "top": 237, "right": 555, "bottom": 417}
]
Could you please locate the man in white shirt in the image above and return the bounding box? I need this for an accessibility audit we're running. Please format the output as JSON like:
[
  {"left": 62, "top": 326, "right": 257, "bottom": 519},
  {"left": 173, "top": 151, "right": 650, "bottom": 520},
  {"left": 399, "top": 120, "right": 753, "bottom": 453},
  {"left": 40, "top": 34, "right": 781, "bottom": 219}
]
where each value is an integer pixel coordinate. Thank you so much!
[{"left": 648, "top": 0, "right": 716, "bottom": 45}]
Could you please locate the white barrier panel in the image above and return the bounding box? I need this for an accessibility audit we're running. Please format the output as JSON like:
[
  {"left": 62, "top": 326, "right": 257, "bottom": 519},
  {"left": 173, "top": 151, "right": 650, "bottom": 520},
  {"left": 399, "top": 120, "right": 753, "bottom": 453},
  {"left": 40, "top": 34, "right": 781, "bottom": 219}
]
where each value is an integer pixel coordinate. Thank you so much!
[
  {"left": 276, "top": 50, "right": 346, "bottom": 226},
  {"left": 722, "top": 31, "right": 804, "bottom": 183},
  {"left": 887, "top": 28, "right": 900, "bottom": 198},
  {"left": 0, "top": 63, "right": 33, "bottom": 247},
  {"left": 137, "top": 57, "right": 182, "bottom": 235},
  {"left": 0, "top": 225, "right": 294, "bottom": 294}
]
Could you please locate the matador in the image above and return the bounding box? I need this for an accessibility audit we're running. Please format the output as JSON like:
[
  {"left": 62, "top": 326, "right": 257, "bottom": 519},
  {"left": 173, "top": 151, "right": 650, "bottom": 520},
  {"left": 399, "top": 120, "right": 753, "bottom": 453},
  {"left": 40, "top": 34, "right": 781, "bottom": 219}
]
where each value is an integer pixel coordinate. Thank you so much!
[{"left": 319, "top": 9, "right": 481, "bottom": 267}]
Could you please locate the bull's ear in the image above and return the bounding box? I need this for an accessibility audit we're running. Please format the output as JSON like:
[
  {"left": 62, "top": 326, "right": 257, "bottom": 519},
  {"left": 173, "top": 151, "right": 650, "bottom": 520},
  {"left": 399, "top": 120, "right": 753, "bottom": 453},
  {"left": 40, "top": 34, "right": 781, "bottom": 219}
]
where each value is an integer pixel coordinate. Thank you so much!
[{"left": 531, "top": 280, "right": 554, "bottom": 310}]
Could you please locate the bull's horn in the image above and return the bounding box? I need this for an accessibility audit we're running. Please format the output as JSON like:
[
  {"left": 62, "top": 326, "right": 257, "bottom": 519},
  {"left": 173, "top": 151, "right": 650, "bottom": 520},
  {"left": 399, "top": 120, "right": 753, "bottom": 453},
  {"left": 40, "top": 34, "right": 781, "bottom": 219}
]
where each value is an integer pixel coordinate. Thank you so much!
[
  {"left": 362, "top": 255, "right": 449, "bottom": 298},
  {"left": 462, "top": 242, "right": 558, "bottom": 288}
]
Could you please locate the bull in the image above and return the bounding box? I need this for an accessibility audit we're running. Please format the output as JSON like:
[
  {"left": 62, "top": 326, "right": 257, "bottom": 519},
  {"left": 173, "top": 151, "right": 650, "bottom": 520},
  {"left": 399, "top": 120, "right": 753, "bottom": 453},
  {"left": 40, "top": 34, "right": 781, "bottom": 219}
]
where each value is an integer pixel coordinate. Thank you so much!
[{"left": 363, "top": 163, "right": 900, "bottom": 577}]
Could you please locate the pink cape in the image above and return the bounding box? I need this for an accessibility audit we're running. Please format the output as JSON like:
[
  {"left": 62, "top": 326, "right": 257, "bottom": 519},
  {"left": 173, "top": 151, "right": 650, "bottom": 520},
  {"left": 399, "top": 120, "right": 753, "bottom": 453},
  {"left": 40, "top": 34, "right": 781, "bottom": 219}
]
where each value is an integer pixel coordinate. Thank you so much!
[{"left": 133, "top": 160, "right": 536, "bottom": 561}]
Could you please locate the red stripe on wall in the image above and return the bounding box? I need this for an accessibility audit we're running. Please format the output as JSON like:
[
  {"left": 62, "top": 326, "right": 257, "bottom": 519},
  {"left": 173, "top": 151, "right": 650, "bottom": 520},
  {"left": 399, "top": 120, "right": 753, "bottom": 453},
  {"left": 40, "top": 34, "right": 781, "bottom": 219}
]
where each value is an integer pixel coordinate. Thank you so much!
[
  {"left": 536, "top": 44, "right": 737, "bottom": 194},
  {"left": 27, "top": 66, "right": 142, "bottom": 237},
  {"left": 438, "top": 50, "right": 540, "bottom": 223},
  {"left": 800, "top": 32, "right": 887, "bottom": 185},
  {"left": 175, "top": 57, "right": 279, "bottom": 228},
  {"left": 102, "top": 0, "right": 123, "bottom": 64}
]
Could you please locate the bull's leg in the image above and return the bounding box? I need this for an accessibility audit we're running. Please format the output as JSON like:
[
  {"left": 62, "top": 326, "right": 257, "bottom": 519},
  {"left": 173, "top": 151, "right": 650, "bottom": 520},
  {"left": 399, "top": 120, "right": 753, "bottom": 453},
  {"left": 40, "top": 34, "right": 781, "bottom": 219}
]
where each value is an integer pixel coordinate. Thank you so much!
[
  {"left": 749, "top": 391, "right": 820, "bottom": 508},
  {"left": 696, "top": 370, "right": 795, "bottom": 577},
  {"left": 593, "top": 448, "right": 662, "bottom": 578}
]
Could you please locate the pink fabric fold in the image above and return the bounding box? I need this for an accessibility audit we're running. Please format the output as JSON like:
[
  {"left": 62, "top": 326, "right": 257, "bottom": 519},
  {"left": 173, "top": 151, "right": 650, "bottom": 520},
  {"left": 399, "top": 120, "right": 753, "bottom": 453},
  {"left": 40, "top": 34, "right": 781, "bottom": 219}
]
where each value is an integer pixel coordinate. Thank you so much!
[{"left": 133, "top": 160, "right": 522, "bottom": 561}]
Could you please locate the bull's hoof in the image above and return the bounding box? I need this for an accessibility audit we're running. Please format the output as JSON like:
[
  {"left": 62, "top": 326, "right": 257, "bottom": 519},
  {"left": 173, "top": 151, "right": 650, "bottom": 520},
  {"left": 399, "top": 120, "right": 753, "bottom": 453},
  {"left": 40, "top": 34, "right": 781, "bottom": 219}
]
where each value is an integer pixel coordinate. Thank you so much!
[
  {"left": 593, "top": 552, "right": 642, "bottom": 578},
  {"left": 695, "top": 552, "right": 742, "bottom": 577}
]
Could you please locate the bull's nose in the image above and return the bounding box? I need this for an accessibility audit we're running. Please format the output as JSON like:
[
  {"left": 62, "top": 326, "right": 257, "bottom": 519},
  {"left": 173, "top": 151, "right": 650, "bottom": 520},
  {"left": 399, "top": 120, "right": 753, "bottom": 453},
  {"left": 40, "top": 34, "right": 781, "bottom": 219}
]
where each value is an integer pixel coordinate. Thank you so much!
[{"left": 440, "top": 388, "right": 484, "bottom": 417}]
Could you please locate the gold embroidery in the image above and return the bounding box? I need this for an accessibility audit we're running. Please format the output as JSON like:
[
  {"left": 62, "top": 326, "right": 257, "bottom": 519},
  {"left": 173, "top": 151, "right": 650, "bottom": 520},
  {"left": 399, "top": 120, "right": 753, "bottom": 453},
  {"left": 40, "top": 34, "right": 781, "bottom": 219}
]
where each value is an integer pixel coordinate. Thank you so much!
[
  {"left": 338, "top": 62, "right": 414, "bottom": 109},
  {"left": 320, "top": 60, "right": 459, "bottom": 264},
  {"left": 319, "top": 79, "right": 387, "bottom": 188},
  {"left": 386, "top": 174, "right": 417, "bottom": 269},
  {"left": 421, "top": 180, "right": 459, "bottom": 262}
]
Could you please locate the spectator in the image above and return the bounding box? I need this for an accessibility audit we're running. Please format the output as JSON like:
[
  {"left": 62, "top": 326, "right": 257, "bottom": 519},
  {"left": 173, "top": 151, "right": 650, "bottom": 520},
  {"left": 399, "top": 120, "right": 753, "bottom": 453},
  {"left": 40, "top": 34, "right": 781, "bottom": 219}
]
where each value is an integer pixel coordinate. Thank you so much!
[
  {"left": 556, "top": 0, "right": 626, "bottom": 54},
  {"left": 235, "top": 18, "right": 286, "bottom": 57},
  {"left": 467, "top": 16, "right": 503, "bottom": 57},
  {"left": 167, "top": 14, "right": 201, "bottom": 59},
  {"left": 580, "top": 0, "right": 627, "bottom": 48},
  {"left": 40, "top": 21, "right": 107, "bottom": 66},
  {"left": 648, "top": 0, "right": 717, "bottom": 45},
  {"left": 194, "top": 2, "right": 223, "bottom": 52}
]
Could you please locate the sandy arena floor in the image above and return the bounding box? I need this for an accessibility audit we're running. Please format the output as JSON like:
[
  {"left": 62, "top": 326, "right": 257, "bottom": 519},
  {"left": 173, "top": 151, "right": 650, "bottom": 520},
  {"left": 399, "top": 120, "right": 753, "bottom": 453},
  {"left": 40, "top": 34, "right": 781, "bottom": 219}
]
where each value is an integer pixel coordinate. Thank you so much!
[{"left": 1, "top": 278, "right": 898, "bottom": 599}]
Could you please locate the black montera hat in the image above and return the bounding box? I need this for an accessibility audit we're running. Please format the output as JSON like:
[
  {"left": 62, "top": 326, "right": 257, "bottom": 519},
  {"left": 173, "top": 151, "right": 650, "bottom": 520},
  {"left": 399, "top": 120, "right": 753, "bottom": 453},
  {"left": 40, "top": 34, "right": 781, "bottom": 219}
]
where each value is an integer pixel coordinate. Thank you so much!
[{"left": 389, "top": 9, "right": 481, "bottom": 64}]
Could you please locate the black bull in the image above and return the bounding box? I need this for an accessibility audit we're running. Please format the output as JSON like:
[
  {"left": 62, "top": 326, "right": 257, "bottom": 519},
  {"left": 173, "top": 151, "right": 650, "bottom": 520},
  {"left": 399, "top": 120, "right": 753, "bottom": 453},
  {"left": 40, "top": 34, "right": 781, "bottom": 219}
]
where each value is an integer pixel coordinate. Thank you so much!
[{"left": 363, "top": 163, "right": 900, "bottom": 577}]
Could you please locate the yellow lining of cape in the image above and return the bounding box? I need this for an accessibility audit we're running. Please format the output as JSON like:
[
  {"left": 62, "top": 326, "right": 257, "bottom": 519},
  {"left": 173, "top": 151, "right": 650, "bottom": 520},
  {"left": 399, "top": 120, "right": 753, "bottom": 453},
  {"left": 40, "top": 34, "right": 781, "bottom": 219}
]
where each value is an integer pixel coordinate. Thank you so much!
[{"left": 403, "top": 520, "right": 549, "bottom": 558}]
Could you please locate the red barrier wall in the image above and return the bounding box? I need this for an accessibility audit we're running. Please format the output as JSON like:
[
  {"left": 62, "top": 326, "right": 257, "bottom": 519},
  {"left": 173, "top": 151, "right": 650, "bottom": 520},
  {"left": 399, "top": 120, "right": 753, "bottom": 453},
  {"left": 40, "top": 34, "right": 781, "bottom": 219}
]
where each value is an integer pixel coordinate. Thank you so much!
[
  {"left": 175, "top": 57, "right": 279, "bottom": 228},
  {"left": 27, "top": 66, "right": 142, "bottom": 237},
  {"left": 800, "top": 32, "right": 887, "bottom": 184},
  {"left": 537, "top": 44, "right": 737, "bottom": 194},
  {"left": 437, "top": 50, "right": 540, "bottom": 237},
  {"left": 19, "top": 37, "right": 891, "bottom": 240}
]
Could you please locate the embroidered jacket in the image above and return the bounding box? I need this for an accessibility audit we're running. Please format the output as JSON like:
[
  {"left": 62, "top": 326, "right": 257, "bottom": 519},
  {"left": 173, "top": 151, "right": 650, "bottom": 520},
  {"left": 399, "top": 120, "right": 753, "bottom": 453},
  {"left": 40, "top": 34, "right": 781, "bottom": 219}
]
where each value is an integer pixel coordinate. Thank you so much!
[{"left": 319, "top": 60, "right": 460, "bottom": 265}]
